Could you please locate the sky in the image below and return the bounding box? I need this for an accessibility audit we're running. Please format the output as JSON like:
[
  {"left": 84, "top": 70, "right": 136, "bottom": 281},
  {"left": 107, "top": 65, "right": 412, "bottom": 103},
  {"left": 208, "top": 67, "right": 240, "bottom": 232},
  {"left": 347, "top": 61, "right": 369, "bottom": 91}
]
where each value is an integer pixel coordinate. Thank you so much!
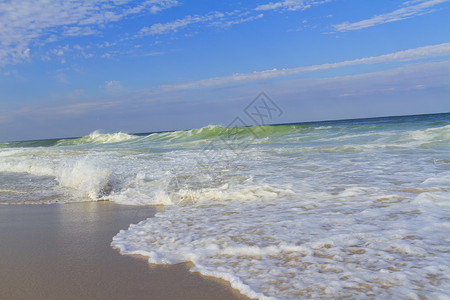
[{"left": 0, "top": 0, "right": 450, "bottom": 141}]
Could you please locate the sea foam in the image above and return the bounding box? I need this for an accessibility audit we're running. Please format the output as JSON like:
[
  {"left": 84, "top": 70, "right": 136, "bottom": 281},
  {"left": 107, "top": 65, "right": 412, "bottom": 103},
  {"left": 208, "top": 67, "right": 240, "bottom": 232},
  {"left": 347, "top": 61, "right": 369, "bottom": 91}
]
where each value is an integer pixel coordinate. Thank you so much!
[{"left": 1, "top": 115, "right": 450, "bottom": 299}]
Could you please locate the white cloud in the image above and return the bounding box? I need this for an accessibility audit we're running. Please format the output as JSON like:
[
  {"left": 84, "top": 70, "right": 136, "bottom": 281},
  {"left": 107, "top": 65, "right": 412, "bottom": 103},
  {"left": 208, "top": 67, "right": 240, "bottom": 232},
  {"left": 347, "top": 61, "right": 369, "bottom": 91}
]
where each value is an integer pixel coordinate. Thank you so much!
[
  {"left": 333, "top": 0, "right": 450, "bottom": 32},
  {"left": 106, "top": 81, "right": 120, "bottom": 88},
  {"left": 51, "top": 45, "right": 69, "bottom": 57},
  {"left": 138, "top": 12, "right": 225, "bottom": 36},
  {"left": 160, "top": 42, "right": 450, "bottom": 90},
  {"left": 45, "top": 44, "right": 94, "bottom": 62},
  {"left": 255, "top": 0, "right": 331, "bottom": 11},
  {"left": 144, "top": 51, "right": 164, "bottom": 56},
  {"left": 211, "top": 13, "right": 264, "bottom": 28},
  {"left": 105, "top": 80, "right": 124, "bottom": 90},
  {"left": 137, "top": 10, "right": 265, "bottom": 37},
  {"left": 97, "top": 42, "right": 117, "bottom": 48},
  {"left": 104, "top": 80, "right": 124, "bottom": 94},
  {"left": 63, "top": 26, "right": 100, "bottom": 37},
  {"left": 0, "top": 0, "right": 179, "bottom": 66}
]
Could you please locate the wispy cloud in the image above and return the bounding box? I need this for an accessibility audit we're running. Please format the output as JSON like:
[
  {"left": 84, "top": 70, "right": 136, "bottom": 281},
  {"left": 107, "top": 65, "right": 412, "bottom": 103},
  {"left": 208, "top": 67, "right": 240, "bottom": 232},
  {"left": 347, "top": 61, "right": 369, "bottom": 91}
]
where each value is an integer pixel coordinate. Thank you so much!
[
  {"left": 4, "top": 58, "right": 449, "bottom": 140},
  {"left": 137, "top": 10, "right": 264, "bottom": 37},
  {"left": 160, "top": 42, "right": 450, "bottom": 90},
  {"left": 62, "top": 26, "right": 100, "bottom": 37},
  {"left": 43, "top": 44, "right": 94, "bottom": 63},
  {"left": 0, "top": 0, "right": 179, "bottom": 66},
  {"left": 210, "top": 13, "right": 264, "bottom": 28},
  {"left": 255, "top": 0, "right": 331, "bottom": 11},
  {"left": 144, "top": 51, "right": 165, "bottom": 56},
  {"left": 104, "top": 80, "right": 125, "bottom": 94},
  {"left": 138, "top": 12, "right": 225, "bottom": 36},
  {"left": 333, "top": 0, "right": 450, "bottom": 32}
]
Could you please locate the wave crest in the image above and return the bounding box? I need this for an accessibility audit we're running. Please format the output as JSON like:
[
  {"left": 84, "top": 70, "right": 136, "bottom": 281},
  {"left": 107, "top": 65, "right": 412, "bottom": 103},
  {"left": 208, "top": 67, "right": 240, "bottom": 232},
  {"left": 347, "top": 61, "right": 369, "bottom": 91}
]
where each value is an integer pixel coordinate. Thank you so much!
[
  {"left": 57, "top": 130, "right": 137, "bottom": 146},
  {"left": 144, "top": 124, "right": 314, "bottom": 143}
]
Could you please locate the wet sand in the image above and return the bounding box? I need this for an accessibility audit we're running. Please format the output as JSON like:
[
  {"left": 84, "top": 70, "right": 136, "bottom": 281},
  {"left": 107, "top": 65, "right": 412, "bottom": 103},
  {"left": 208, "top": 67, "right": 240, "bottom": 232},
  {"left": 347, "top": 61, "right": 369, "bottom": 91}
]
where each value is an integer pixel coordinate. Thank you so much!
[{"left": 0, "top": 202, "right": 250, "bottom": 300}]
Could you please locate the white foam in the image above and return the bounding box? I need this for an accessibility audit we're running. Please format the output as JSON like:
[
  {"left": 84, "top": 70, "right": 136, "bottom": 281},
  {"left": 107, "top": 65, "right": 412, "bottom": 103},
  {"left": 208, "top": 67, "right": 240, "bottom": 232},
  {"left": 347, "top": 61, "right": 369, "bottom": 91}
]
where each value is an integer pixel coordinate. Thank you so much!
[
  {"left": 0, "top": 150, "right": 120, "bottom": 200},
  {"left": 57, "top": 130, "right": 138, "bottom": 145},
  {"left": 408, "top": 125, "right": 450, "bottom": 142},
  {"left": 56, "top": 158, "right": 119, "bottom": 199},
  {"left": 110, "top": 121, "right": 450, "bottom": 299},
  {"left": 2, "top": 117, "right": 450, "bottom": 299},
  {"left": 113, "top": 194, "right": 450, "bottom": 299}
]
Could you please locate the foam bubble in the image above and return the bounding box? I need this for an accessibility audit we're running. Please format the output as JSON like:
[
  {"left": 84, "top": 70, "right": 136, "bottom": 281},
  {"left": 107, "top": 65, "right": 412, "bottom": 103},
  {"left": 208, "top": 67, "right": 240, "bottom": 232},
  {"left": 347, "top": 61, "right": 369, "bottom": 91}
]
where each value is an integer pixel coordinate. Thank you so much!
[{"left": 113, "top": 194, "right": 450, "bottom": 299}]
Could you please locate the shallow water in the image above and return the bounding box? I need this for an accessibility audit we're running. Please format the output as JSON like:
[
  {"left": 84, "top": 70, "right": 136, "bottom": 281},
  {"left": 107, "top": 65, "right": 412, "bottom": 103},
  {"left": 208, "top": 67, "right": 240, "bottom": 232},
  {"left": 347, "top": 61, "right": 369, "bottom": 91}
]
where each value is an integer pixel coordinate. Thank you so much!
[{"left": 1, "top": 113, "right": 449, "bottom": 299}]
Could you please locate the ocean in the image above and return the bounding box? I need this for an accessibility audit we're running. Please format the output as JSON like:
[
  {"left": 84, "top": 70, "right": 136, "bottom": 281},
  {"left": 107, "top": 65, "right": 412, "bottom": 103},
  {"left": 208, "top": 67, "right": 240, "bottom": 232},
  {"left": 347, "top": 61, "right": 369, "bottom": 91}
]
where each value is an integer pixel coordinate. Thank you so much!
[{"left": 1, "top": 113, "right": 449, "bottom": 299}]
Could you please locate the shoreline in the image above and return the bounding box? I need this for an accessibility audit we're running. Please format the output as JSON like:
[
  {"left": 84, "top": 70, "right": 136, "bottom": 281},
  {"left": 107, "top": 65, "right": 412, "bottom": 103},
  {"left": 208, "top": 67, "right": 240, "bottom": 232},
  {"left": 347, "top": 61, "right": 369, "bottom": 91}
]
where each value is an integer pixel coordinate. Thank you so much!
[{"left": 0, "top": 202, "right": 250, "bottom": 300}]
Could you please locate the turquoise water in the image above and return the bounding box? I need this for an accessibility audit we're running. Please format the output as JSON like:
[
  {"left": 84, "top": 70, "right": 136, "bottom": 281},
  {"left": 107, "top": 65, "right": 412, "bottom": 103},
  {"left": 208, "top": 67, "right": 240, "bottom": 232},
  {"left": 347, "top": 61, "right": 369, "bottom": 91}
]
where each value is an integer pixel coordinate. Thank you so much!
[{"left": 1, "top": 113, "right": 449, "bottom": 299}]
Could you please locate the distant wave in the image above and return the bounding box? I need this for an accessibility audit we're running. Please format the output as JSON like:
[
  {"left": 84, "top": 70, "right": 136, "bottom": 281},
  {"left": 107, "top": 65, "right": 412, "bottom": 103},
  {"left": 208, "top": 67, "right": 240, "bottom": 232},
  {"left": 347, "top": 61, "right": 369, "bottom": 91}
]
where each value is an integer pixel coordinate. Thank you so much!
[
  {"left": 0, "top": 139, "right": 60, "bottom": 148},
  {"left": 56, "top": 130, "right": 138, "bottom": 146},
  {"left": 142, "top": 124, "right": 317, "bottom": 143},
  {"left": 0, "top": 131, "right": 138, "bottom": 148},
  {"left": 0, "top": 125, "right": 318, "bottom": 148},
  {"left": 2, "top": 122, "right": 449, "bottom": 150},
  {"left": 406, "top": 124, "right": 450, "bottom": 142}
]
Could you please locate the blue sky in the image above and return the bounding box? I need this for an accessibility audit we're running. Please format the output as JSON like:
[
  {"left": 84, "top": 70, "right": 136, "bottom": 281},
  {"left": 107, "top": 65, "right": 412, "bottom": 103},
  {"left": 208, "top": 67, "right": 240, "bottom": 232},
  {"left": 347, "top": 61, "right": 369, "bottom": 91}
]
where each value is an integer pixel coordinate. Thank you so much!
[{"left": 1, "top": 0, "right": 450, "bottom": 141}]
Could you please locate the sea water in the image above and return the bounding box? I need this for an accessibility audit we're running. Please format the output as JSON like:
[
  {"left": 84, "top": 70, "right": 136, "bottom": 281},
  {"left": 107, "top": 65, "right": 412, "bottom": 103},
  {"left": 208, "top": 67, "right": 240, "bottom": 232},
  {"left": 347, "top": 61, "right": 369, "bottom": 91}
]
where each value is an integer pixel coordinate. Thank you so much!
[{"left": 1, "top": 114, "right": 449, "bottom": 299}]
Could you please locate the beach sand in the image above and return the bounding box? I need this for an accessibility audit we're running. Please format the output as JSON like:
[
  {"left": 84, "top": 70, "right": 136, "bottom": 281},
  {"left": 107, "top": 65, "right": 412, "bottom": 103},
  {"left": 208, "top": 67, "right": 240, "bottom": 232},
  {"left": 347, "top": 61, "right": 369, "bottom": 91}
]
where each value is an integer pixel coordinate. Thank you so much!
[{"left": 0, "top": 202, "right": 250, "bottom": 300}]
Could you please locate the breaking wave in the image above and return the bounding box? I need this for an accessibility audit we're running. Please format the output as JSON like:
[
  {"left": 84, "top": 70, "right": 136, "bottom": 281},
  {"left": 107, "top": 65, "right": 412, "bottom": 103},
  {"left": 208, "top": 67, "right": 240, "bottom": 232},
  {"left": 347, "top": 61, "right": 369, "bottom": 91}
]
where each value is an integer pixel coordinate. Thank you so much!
[{"left": 57, "top": 130, "right": 138, "bottom": 146}]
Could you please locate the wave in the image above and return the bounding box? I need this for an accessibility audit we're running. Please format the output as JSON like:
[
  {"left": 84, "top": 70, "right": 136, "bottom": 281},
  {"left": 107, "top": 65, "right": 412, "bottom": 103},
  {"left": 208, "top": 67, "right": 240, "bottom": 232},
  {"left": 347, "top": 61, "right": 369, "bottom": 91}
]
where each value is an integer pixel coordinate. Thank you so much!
[
  {"left": 0, "top": 145, "right": 293, "bottom": 205},
  {"left": 0, "top": 131, "right": 138, "bottom": 148},
  {"left": 56, "top": 130, "right": 137, "bottom": 146},
  {"left": 407, "top": 124, "right": 450, "bottom": 142},
  {"left": 0, "top": 153, "right": 120, "bottom": 201},
  {"left": 143, "top": 124, "right": 316, "bottom": 144},
  {"left": 0, "top": 125, "right": 313, "bottom": 149},
  {"left": 0, "top": 139, "right": 60, "bottom": 148}
]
